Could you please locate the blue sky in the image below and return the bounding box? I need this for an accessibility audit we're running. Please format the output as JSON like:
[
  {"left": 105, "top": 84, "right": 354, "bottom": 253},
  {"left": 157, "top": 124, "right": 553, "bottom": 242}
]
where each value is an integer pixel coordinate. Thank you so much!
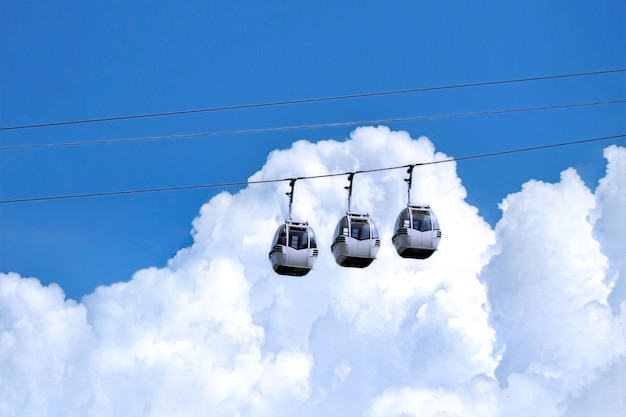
[
  {"left": 2, "top": 1, "right": 624, "bottom": 300},
  {"left": 1, "top": 2, "right": 626, "bottom": 415}
]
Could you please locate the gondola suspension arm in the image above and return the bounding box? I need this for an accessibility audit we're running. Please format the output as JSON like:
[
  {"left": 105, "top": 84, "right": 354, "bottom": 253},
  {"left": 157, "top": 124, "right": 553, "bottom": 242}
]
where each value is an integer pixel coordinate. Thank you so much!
[
  {"left": 286, "top": 178, "right": 297, "bottom": 220},
  {"left": 405, "top": 165, "right": 415, "bottom": 205},
  {"left": 345, "top": 173, "right": 355, "bottom": 212}
]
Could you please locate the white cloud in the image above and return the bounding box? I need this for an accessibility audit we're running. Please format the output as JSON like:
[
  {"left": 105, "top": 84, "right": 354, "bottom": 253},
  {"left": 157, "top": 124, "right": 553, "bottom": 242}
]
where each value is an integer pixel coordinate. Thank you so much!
[
  {"left": 590, "top": 145, "right": 626, "bottom": 314},
  {"left": 479, "top": 158, "right": 625, "bottom": 417},
  {"left": 1, "top": 126, "right": 624, "bottom": 416}
]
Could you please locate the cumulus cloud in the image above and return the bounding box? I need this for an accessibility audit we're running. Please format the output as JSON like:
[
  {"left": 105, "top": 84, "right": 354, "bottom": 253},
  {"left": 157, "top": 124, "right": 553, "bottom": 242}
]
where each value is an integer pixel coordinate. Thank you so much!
[
  {"left": 479, "top": 165, "right": 625, "bottom": 417},
  {"left": 1, "top": 126, "right": 624, "bottom": 416}
]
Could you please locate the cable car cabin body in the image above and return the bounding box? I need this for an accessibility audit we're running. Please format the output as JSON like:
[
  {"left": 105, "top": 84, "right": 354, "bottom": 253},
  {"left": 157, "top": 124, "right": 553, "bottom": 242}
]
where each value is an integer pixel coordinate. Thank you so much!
[
  {"left": 392, "top": 204, "right": 441, "bottom": 259},
  {"left": 331, "top": 212, "right": 380, "bottom": 268},
  {"left": 269, "top": 220, "right": 318, "bottom": 276}
]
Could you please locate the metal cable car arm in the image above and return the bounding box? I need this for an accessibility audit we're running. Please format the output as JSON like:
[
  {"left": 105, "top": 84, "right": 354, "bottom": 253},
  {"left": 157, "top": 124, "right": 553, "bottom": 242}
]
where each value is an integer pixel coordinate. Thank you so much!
[
  {"left": 345, "top": 173, "right": 355, "bottom": 212},
  {"left": 286, "top": 178, "right": 297, "bottom": 220},
  {"left": 405, "top": 165, "right": 415, "bottom": 205}
]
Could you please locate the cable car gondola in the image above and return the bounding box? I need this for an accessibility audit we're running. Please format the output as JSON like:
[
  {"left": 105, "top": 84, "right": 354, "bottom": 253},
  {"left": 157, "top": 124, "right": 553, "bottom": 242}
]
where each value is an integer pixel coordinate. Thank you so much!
[
  {"left": 392, "top": 166, "right": 441, "bottom": 259},
  {"left": 331, "top": 173, "right": 380, "bottom": 268},
  {"left": 269, "top": 179, "right": 318, "bottom": 276}
]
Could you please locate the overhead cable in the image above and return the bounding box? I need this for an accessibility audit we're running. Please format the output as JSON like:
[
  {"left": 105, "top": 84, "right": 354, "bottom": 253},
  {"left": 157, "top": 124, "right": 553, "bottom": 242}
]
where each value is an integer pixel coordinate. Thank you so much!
[
  {"left": 1, "top": 133, "right": 624, "bottom": 205},
  {"left": 2, "top": 99, "right": 624, "bottom": 152},
  {"left": 1, "top": 68, "right": 624, "bottom": 132}
]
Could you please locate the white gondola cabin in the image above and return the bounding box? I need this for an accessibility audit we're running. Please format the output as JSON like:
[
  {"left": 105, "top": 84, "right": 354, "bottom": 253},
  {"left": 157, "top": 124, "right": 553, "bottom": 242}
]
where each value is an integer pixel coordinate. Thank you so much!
[
  {"left": 392, "top": 165, "right": 442, "bottom": 259},
  {"left": 331, "top": 212, "right": 380, "bottom": 267},
  {"left": 392, "top": 204, "right": 441, "bottom": 259},
  {"left": 331, "top": 173, "right": 380, "bottom": 268},
  {"left": 269, "top": 219, "right": 318, "bottom": 276},
  {"left": 269, "top": 179, "right": 318, "bottom": 276}
]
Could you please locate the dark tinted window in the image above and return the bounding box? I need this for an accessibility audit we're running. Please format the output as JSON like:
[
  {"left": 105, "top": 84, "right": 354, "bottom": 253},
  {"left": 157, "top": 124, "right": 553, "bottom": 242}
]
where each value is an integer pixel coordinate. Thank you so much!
[
  {"left": 412, "top": 211, "right": 432, "bottom": 232},
  {"left": 334, "top": 216, "right": 349, "bottom": 239},
  {"left": 431, "top": 212, "right": 440, "bottom": 230},
  {"left": 309, "top": 228, "right": 317, "bottom": 248},
  {"left": 351, "top": 221, "right": 373, "bottom": 240},
  {"left": 273, "top": 224, "right": 287, "bottom": 246},
  {"left": 395, "top": 209, "right": 410, "bottom": 230},
  {"left": 370, "top": 219, "right": 379, "bottom": 239},
  {"left": 288, "top": 227, "right": 309, "bottom": 250}
]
